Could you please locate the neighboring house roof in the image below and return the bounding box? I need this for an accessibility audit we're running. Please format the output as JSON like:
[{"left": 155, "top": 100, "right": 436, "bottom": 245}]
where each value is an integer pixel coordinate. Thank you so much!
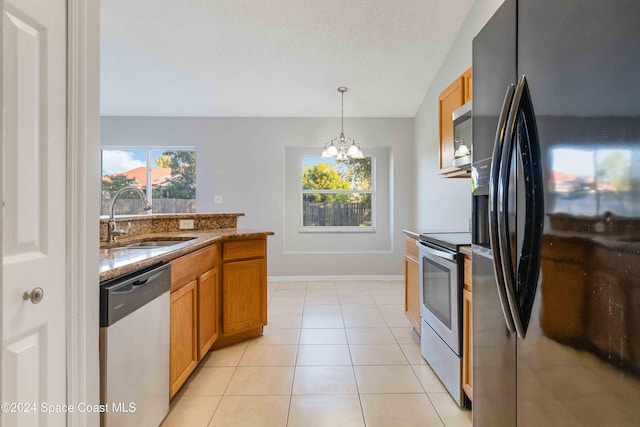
[{"left": 105, "top": 167, "right": 172, "bottom": 187}]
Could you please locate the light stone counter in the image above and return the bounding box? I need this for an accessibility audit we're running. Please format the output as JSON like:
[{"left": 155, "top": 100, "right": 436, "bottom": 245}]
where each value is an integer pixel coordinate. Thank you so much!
[
  {"left": 99, "top": 212, "right": 272, "bottom": 281},
  {"left": 99, "top": 229, "right": 274, "bottom": 282}
]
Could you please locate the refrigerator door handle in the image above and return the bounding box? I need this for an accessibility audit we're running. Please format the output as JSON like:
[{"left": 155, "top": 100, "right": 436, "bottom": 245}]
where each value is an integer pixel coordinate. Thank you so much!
[
  {"left": 513, "top": 75, "right": 544, "bottom": 338},
  {"left": 488, "top": 83, "right": 516, "bottom": 334},
  {"left": 499, "top": 75, "right": 543, "bottom": 340},
  {"left": 498, "top": 76, "right": 524, "bottom": 338}
]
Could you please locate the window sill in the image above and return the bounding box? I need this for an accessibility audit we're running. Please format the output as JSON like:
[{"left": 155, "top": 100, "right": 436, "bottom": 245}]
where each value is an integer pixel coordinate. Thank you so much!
[{"left": 298, "top": 227, "right": 376, "bottom": 233}]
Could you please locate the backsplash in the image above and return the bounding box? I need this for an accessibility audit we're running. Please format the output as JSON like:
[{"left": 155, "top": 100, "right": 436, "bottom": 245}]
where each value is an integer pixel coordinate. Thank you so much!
[{"left": 99, "top": 213, "right": 245, "bottom": 242}]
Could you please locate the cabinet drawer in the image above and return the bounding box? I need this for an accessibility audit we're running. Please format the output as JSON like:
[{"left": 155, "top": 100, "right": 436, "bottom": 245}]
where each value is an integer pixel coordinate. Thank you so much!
[
  {"left": 405, "top": 237, "right": 419, "bottom": 261},
  {"left": 171, "top": 244, "right": 218, "bottom": 290},
  {"left": 223, "top": 239, "right": 265, "bottom": 261}
]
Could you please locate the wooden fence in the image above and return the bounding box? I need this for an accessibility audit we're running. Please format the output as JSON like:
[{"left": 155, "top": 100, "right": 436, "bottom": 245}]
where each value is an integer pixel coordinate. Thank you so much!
[
  {"left": 303, "top": 201, "right": 372, "bottom": 227},
  {"left": 101, "top": 198, "right": 196, "bottom": 216}
]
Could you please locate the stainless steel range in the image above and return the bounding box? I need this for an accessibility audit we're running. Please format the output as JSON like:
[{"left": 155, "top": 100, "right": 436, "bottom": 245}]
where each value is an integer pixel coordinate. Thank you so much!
[{"left": 416, "top": 232, "right": 471, "bottom": 407}]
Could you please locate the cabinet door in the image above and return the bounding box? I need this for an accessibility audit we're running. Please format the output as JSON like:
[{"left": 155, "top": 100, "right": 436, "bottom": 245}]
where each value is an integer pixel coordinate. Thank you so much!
[
  {"left": 463, "top": 288, "right": 473, "bottom": 400},
  {"left": 463, "top": 67, "right": 473, "bottom": 103},
  {"left": 439, "top": 76, "right": 465, "bottom": 176},
  {"left": 197, "top": 268, "right": 220, "bottom": 360},
  {"left": 170, "top": 280, "right": 198, "bottom": 398},
  {"left": 405, "top": 255, "right": 421, "bottom": 332},
  {"left": 222, "top": 259, "right": 267, "bottom": 335}
]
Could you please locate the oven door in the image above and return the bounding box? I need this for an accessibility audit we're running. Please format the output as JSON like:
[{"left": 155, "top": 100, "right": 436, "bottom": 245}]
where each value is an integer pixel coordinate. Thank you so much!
[{"left": 417, "top": 241, "right": 461, "bottom": 355}]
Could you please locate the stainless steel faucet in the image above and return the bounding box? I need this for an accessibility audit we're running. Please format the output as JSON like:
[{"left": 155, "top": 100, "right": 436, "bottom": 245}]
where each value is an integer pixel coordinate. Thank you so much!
[{"left": 108, "top": 186, "right": 152, "bottom": 243}]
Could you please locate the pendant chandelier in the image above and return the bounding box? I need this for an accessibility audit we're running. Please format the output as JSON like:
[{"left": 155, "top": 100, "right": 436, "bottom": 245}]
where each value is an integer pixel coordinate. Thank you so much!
[{"left": 321, "top": 86, "right": 364, "bottom": 160}]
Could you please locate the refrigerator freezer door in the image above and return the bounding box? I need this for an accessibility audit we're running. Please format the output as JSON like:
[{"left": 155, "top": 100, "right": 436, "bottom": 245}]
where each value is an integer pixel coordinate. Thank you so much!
[
  {"left": 472, "top": 246, "right": 517, "bottom": 426},
  {"left": 472, "top": 0, "right": 517, "bottom": 425}
]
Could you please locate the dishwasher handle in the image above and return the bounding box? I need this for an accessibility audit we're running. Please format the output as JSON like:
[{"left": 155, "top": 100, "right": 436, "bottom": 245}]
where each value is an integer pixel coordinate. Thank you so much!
[{"left": 112, "top": 268, "right": 168, "bottom": 294}]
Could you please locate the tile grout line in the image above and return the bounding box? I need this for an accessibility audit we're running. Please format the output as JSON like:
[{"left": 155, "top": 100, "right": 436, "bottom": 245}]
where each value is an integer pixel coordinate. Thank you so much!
[
  {"left": 339, "top": 294, "right": 368, "bottom": 427},
  {"left": 203, "top": 335, "right": 254, "bottom": 425},
  {"left": 285, "top": 281, "right": 308, "bottom": 427}
]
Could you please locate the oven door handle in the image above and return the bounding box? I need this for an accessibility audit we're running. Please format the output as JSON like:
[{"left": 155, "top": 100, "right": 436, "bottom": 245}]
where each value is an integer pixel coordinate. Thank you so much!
[{"left": 416, "top": 241, "right": 456, "bottom": 262}]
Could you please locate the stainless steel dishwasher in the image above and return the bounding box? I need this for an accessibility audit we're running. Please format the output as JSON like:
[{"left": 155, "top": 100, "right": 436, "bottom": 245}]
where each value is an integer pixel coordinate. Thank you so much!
[{"left": 99, "top": 262, "right": 171, "bottom": 427}]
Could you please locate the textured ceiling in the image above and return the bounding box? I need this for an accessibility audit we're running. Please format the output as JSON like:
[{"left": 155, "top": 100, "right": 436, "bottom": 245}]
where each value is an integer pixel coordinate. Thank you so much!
[{"left": 100, "top": 0, "right": 474, "bottom": 117}]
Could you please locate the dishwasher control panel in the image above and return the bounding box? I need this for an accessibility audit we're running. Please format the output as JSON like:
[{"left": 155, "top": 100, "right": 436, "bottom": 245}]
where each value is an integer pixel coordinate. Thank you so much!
[{"left": 99, "top": 262, "right": 171, "bottom": 327}]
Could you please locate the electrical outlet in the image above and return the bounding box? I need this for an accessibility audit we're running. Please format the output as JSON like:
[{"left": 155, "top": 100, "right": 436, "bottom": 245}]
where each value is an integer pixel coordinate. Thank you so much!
[
  {"left": 214, "top": 195, "right": 223, "bottom": 204},
  {"left": 179, "top": 219, "right": 194, "bottom": 229}
]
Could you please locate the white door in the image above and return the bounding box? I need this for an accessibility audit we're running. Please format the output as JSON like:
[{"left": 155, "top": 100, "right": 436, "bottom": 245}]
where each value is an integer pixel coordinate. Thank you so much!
[{"left": 2, "top": 0, "right": 68, "bottom": 425}]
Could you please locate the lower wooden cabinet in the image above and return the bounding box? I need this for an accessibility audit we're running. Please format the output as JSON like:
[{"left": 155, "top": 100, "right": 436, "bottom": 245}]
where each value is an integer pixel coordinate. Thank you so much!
[
  {"left": 462, "top": 254, "right": 473, "bottom": 401},
  {"left": 197, "top": 267, "right": 219, "bottom": 360},
  {"left": 169, "top": 244, "right": 219, "bottom": 398},
  {"left": 169, "top": 238, "right": 268, "bottom": 397},
  {"left": 170, "top": 280, "right": 198, "bottom": 398},
  {"left": 404, "top": 237, "right": 421, "bottom": 333},
  {"left": 222, "top": 256, "right": 267, "bottom": 336},
  {"left": 219, "top": 239, "right": 268, "bottom": 339}
]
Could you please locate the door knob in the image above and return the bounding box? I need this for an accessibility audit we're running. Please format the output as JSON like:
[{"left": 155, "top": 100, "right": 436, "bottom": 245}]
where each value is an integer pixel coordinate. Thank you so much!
[{"left": 23, "top": 287, "right": 44, "bottom": 304}]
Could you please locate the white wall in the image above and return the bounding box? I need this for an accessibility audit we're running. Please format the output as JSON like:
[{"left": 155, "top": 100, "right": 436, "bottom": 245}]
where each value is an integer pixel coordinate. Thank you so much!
[
  {"left": 414, "top": 0, "right": 504, "bottom": 230},
  {"left": 101, "top": 116, "right": 414, "bottom": 276}
]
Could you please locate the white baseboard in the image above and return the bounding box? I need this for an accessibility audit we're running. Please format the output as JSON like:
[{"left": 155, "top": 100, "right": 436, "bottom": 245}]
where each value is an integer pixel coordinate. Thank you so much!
[{"left": 268, "top": 275, "right": 403, "bottom": 282}]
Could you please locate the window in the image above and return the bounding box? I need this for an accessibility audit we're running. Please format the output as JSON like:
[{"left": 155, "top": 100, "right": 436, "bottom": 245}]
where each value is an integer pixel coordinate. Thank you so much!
[
  {"left": 101, "top": 148, "right": 196, "bottom": 216},
  {"left": 300, "top": 156, "right": 375, "bottom": 231}
]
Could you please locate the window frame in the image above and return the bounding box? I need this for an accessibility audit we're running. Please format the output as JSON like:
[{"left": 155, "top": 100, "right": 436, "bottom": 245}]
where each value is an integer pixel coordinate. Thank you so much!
[
  {"left": 100, "top": 146, "right": 197, "bottom": 216},
  {"left": 298, "top": 155, "right": 377, "bottom": 233}
]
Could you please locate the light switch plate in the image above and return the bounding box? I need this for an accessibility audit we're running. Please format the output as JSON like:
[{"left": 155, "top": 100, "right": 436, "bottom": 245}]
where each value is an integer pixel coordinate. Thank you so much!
[
  {"left": 214, "top": 195, "right": 223, "bottom": 204},
  {"left": 179, "top": 219, "right": 194, "bottom": 229}
]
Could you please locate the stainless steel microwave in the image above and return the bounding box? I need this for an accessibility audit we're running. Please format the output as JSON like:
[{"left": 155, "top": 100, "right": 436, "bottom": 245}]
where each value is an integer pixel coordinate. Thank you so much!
[{"left": 452, "top": 101, "right": 472, "bottom": 170}]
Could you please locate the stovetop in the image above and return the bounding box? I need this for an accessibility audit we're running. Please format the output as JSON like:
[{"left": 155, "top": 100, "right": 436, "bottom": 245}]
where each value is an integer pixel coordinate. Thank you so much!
[{"left": 418, "top": 232, "right": 472, "bottom": 251}]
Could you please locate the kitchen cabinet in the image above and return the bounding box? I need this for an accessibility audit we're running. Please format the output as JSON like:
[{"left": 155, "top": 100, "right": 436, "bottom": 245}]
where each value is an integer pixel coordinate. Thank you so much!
[
  {"left": 197, "top": 267, "right": 219, "bottom": 360},
  {"left": 168, "top": 238, "right": 268, "bottom": 396},
  {"left": 439, "top": 67, "right": 472, "bottom": 178},
  {"left": 404, "top": 236, "right": 421, "bottom": 333},
  {"left": 463, "top": 67, "right": 473, "bottom": 103},
  {"left": 219, "top": 239, "right": 267, "bottom": 341},
  {"left": 169, "top": 280, "right": 198, "bottom": 398},
  {"left": 462, "top": 253, "right": 473, "bottom": 401},
  {"left": 169, "top": 244, "right": 218, "bottom": 398}
]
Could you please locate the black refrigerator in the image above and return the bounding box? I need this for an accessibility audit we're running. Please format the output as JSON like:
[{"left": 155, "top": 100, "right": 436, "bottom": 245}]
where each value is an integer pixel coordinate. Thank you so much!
[{"left": 471, "top": 0, "right": 640, "bottom": 425}]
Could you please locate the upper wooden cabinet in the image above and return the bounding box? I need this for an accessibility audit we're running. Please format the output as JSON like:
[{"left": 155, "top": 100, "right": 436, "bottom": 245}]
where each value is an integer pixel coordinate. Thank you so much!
[
  {"left": 463, "top": 67, "right": 473, "bottom": 103},
  {"left": 439, "top": 67, "right": 472, "bottom": 178}
]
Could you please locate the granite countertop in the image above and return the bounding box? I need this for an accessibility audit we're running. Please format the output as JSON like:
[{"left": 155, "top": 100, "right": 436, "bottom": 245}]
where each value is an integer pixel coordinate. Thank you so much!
[
  {"left": 459, "top": 246, "right": 472, "bottom": 257},
  {"left": 100, "top": 228, "right": 274, "bottom": 282}
]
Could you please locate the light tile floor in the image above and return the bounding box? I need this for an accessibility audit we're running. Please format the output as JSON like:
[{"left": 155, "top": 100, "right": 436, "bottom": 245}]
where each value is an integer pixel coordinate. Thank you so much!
[{"left": 162, "top": 280, "right": 472, "bottom": 427}]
